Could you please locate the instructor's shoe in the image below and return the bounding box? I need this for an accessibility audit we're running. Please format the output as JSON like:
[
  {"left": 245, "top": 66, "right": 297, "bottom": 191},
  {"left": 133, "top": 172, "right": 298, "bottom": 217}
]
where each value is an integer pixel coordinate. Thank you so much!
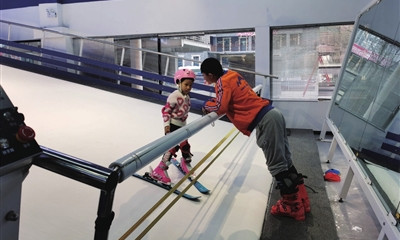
[
  {"left": 180, "top": 157, "right": 194, "bottom": 177},
  {"left": 150, "top": 161, "right": 171, "bottom": 185},
  {"left": 271, "top": 192, "right": 305, "bottom": 221},
  {"left": 297, "top": 174, "right": 311, "bottom": 213}
]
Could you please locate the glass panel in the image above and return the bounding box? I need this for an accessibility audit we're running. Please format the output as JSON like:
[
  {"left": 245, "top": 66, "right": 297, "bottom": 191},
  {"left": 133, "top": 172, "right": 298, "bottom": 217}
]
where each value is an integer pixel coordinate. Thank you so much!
[
  {"left": 329, "top": 0, "right": 400, "bottom": 225},
  {"left": 113, "top": 31, "right": 257, "bottom": 92},
  {"left": 272, "top": 25, "right": 353, "bottom": 100},
  {"left": 150, "top": 32, "right": 256, "bottom": 87}
]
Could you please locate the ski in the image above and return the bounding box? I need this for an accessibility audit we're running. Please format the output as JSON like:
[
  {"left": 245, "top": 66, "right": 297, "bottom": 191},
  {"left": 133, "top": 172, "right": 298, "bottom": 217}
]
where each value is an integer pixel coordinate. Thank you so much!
[
  {"left": 171, "top": 158, "right": 210, "bottom": 194},
  {"left": 132, "top": 172, "right": 201, "bottom": 201}
]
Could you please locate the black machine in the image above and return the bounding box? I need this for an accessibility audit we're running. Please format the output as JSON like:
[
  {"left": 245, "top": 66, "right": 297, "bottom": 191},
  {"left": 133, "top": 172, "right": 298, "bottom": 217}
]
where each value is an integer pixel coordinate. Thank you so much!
[{"left": 0, "top": 85, "right": 42, "bottom": 240}]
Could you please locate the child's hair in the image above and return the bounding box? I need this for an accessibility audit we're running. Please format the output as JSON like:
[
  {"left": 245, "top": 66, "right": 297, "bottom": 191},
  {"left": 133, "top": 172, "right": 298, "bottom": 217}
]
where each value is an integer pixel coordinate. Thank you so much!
[{"left": 201, "top": 58, "right": 224, "bottom": 78}]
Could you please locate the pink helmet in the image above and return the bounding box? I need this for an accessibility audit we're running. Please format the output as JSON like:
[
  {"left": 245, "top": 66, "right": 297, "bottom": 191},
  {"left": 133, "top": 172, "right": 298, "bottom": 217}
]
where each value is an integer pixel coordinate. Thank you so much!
[{"left": 174, "top": 68, "right": 195, "bottom": 84}]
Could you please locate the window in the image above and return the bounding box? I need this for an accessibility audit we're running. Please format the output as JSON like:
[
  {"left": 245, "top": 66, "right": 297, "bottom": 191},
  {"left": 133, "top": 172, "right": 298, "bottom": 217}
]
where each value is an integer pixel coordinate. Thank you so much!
[
  {"left": 239, "top": 37, "right": 247, "bottom": 51},
  {"left": 192, "top": 55, "right": 200, "bottom": 66},
  {"left": 223, "top": 38, "right": 231, "bottom": 51},
  {"left": 177, "top": 56, "right": 183, "bottom": 68},
  {"left": 290, "top": 33, "right": 301, "bottom": 46},
  {"left": 272, "top": 25, "right": 353, "bottom": 100},
  {"left": 115, "top": 30, "right": 256, "bottom": 86},
  {"left": 272, "top": 33, "right": 287, "bottom": 50}
]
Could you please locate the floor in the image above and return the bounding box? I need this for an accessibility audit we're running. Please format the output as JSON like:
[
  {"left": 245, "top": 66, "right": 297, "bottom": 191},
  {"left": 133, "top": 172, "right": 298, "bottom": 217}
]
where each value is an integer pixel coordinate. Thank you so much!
[
  {"left": 0, "top": 65, "right": 383, "bottom": 239},
  {"left": 316, "top": 136, "right": 382, "bottom": 240}
]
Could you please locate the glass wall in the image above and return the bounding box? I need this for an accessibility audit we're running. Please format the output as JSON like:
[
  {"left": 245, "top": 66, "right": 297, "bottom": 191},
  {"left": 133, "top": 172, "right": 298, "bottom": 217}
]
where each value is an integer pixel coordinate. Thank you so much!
[
  {"left": 7, "top": 25, "right": 353, "bottom": 101},
  {"left": 329, "top": 0, "right": 400, "bottom": 229},
  {"left": 114, "top": 31, "right": 257, "bottom": 87},
  {"left": 113, "top": 25, "right": 355, "bottom": 100},
  {"left": 272, "top": 25, "right": 353, "bottom": 100}
]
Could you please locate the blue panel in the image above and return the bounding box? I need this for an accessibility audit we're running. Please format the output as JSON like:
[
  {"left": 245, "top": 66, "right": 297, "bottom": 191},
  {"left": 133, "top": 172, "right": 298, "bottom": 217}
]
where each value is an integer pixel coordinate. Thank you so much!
[
  {"left": 386, "top": 132, "right": 400, "bottom": 142},
  {"left": 0, "top": 0, "right": 108, "bottom": 10},
  {"left": 381, "top": 143, "right": 400, "bottom": 155}
]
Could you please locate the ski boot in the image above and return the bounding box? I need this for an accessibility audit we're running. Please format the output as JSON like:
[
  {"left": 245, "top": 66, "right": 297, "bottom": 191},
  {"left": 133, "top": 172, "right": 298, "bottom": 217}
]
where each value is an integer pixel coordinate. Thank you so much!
[
  {"left": 297, "top": 173, "right": 311, "bottom": 213},
  {"left": 180, "top": 157, "right": 194, "bottom": 177},
  {"left": 271, "top": 192, "right": 305, "bottom": 221},
  {"left": 179, "top": 140, "right": 194, "bottom": 176},
  {"left": 150, "top": 160, "right": 171, "bottom": 185},
  {"left": 271, "top": 171, "right": 306, "bottom": 221},
  {"left": 288, "top": 166, "right": 311, "bottom": 213}
]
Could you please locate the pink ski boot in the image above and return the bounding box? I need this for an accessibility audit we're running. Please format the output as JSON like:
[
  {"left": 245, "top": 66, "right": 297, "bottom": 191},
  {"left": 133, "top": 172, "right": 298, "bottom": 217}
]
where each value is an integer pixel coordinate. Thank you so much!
[
  {"left": 150, "top": 161, "right": 171, "bottom": 185},
  {"left": 180, "top": 157, "right": 194, "bottom": 177}
]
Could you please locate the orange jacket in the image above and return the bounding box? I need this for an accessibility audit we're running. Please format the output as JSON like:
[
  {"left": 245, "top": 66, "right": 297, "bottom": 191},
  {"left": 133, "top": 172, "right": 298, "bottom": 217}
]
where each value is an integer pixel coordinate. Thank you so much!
[{"left": 204, "top": 70, "right": 271, "bottom": 136}]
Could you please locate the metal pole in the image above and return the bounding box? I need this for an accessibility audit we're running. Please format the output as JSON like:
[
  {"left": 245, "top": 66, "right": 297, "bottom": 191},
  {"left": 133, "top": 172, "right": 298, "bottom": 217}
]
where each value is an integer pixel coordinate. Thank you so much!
[
  {"left": 109, "top": 112, "right": 220, "bottom": 182},
  {"left": 110, "top": 84, "right": 262, "bottom": 182}
]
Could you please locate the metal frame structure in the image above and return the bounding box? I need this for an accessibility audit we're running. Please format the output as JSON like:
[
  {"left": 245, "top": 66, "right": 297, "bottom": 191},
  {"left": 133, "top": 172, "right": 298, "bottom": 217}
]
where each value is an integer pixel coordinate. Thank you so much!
[
  {"left": 325, "top": 118, "right": 400, "bottom": 240},
  {"left": 321, "top": 1, "right": 400, "bottom": 239}
]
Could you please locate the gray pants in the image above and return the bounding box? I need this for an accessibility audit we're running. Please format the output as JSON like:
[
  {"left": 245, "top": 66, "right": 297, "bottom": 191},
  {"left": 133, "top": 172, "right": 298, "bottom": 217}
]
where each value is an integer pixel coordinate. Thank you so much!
[{"left": 255, "top": 108, "right": 293, "bottom": 177}]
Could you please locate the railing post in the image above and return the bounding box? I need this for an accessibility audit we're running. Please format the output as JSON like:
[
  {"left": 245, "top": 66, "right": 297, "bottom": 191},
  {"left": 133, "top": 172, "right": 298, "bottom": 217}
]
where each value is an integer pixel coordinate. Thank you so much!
[
  {"left": 7, "top": 23, "right": 11, "bottom": 40},
  {"left": 94, "top": 173, "right": 118, "bottom": 240},
  {"left": 117, "top": 47, "right": 125, "bottom": 84}
]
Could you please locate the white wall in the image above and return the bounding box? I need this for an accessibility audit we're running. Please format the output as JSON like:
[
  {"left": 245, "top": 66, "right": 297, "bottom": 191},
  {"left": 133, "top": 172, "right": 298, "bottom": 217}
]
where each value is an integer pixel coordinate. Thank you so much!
[
  {"left": 58, "top": 0, "right": 371, "bottom": 37},
  {"left": 0, "top": 0, "right": 374, "bottom": 130},
  {"left": 1, "top": 0, "right": 373, "bottom": 37}
]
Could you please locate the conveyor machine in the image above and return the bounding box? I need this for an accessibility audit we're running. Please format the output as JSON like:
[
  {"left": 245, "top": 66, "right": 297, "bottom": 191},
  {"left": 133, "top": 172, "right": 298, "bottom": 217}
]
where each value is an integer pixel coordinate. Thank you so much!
[{"left": 0, "top": 85, "right": 42, "bottom": 240}]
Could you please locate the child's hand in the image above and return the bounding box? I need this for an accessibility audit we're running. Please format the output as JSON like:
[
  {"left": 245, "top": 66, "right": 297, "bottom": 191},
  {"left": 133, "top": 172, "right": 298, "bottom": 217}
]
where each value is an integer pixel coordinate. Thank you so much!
[
  {"left": 164, "top": 125, "right": 170, "bottom": 135},
  {"left": 202, "top": 107, "right": 210, "bottom": 115}
]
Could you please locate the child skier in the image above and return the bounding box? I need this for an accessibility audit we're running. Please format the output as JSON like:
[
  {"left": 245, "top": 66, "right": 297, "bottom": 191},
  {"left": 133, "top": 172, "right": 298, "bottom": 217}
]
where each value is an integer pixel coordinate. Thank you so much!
[{"left": 150, "top": 68, "right": 196, "bottom": 185}]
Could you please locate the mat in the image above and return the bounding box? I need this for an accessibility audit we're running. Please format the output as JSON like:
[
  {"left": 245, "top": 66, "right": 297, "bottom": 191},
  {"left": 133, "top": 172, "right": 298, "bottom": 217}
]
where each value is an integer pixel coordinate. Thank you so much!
[{"left": 260, "top": 129, "right": 339, "bottom": 240}]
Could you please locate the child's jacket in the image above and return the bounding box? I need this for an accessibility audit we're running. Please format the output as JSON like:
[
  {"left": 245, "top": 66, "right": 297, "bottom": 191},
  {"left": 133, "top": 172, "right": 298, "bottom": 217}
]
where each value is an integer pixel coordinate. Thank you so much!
[{"left": 162, "top": 90, "right": 190, "bottom": 127}]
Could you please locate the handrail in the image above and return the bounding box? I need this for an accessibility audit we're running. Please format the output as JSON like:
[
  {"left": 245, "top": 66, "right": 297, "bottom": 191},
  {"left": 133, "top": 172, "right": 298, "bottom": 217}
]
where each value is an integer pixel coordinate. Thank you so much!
[
  {"left": 109, "top": 112, "right": 221, "bottom": 182},
  {"left": 34, "top": 146, "right": 119, "bottom": 191},
  {"left": 0, "top": 19, "right": 278, "bottom": 79},
  {"left": 109, "top": 84, "right": 263, "bottom": 182}
]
